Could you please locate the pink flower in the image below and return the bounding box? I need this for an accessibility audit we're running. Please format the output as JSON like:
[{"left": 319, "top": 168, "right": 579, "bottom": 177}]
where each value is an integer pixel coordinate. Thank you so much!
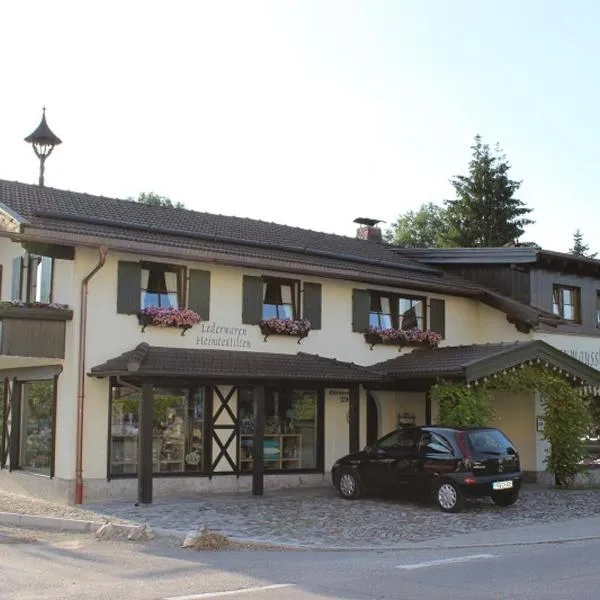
[
  {"left": 366, "top": 326, "right": 441, "bottom": 346},
  {"left": 140, "top": 307, "right": 202, "bottom": 328},
  {"left": 260, "top": 318, "right": 311, "bottom": 337}
]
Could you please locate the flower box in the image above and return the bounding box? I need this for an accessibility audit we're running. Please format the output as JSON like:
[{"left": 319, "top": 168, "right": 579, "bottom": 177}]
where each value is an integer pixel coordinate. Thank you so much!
[
  {"left": 259, "top": 318, "right": 311, "bottom": 344},
  {"left": 0, "top": 301, "right": 72, "bottom": 321},
  {"left": 137, "top": 307, "right": 202, "bottom": 336},
  {"left": 364, "top": 327, "right": 442, "bottom": 350}
]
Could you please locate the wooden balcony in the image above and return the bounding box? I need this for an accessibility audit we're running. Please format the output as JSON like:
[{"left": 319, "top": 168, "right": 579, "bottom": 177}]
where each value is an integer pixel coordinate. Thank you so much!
[{"left": 0, "top": 306, "right": 73, "bottom": 359}]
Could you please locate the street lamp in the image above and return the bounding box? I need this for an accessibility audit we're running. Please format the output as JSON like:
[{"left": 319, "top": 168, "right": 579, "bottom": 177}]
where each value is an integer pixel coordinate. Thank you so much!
[{"left": 24, "top": 107, "right": 62, "bottom": 187}]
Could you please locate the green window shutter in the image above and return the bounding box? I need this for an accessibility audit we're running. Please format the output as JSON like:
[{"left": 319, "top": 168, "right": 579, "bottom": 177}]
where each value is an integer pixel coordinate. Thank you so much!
[
  {"left": 352, "top": 289, "right": 370, "bottom": 332},
  {"left": 39, "top": 257, "right": 53, "bottom": 303},
  {"left": 242, "top": 276, "right": 263, "bottom": 324},
  {"left": 429, "top": 298, "right": 445, "bottom": 339},
  {"left": 10, "top": 257, "right": 23, "bottom": 301},
  {"left": 188, "top": 269, "right": 211, "bottom": 320},
  {"left": 302, "top": 282, "right": 322, "bottom": 330},
  {"left": 117, "top": 261, "right": 141, "bottom": 314}
]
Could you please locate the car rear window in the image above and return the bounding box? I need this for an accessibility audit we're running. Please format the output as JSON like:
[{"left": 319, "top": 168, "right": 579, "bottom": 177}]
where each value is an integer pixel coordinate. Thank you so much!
[{"left": 466, "top": 429, "right": 513, "bottom": 455}]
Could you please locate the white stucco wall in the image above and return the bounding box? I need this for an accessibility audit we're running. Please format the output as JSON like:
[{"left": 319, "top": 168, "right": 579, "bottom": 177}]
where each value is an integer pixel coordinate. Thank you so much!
[
  {"left": 489, "top": 391, "right": 536, "bottom": 472},
  {"left": 2, "top": 240, "right": 542, "bottom": 498},
  {"left": 534, "top": 331, "right": 600, "bottom": 371}
]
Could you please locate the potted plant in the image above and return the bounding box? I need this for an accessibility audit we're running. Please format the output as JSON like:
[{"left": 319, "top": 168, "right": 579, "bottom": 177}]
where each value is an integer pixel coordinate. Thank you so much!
[
  {"left": 259, "top": 318, "right": 311, "bottom": 343},
  {"left": 364, "top": 326, "right": 442, "bottom": 349},
  {"left": 137, "top": 307, "right": 202, "bottom": 336}
]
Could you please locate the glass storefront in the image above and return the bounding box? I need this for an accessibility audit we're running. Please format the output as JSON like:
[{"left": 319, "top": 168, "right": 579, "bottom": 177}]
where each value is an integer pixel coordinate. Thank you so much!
[
  {"left": 110, "top": 386, "right": 205, "bottom": 476},
  {"left": 20, "top": 380, "right": 54, "bottom": 475},
  {"left": 110, "top": 384, "right": 319, "bottom": 476},
  {"left": 239, "top": 388, "right": 318, "bottom": 471}
]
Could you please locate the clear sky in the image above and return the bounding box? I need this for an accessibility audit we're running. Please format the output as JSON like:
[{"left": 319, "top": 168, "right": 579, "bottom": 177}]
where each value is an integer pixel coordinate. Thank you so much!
[{"left": 1, "top": 1, "right": 598, "bottom": 252}]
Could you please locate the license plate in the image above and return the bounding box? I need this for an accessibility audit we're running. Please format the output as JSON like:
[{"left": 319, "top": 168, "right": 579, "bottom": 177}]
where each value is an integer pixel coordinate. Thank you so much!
[{"left": 492, "top": 480, "right": 513, "bottom": 490}]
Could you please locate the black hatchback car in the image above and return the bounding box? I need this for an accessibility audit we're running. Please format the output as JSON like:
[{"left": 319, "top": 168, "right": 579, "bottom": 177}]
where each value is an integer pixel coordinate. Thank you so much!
[{"left": 331, "top": 426, "right": 522, "bottom": 512}]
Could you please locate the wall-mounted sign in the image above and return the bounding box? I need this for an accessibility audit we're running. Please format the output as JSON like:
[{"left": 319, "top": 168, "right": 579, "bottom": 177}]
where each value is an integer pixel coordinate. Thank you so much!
[
  {"left": 196, "top": 322, "right": 251, "bottom": 349},
  {"left": 565, "top": 349, "right": 600, "bottom": 370},
  {"left": 327, "top": 389, "right": 349, "bottom": 402},
  {"left": 536, "top": 416, "right": 545, "bottom": 433}
]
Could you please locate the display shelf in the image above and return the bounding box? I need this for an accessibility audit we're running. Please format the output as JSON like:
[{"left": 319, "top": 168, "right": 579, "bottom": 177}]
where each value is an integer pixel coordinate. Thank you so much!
[{"left": 239, "top": 434, "right": 302, "bottom": 470}]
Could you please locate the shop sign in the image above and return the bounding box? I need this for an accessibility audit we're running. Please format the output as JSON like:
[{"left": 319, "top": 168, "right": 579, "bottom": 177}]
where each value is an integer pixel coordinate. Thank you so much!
[
  {"left": 196, "top": 321, "right": 251, "bottom": 349},
  {"left": 565, "top": 348, "right": 600, "bottom": 371}
]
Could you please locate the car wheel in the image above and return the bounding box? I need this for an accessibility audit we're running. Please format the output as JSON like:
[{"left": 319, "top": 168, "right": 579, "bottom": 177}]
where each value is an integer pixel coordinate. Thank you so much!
[
  {"left": 491, "top": 489, "right": 519, "bottom": 507},
  {"left": 435, "top": 480, "right": 465, "bottom": 513},
  {"left": 336, "top": 468, "right": 362, "bottom": 500}
]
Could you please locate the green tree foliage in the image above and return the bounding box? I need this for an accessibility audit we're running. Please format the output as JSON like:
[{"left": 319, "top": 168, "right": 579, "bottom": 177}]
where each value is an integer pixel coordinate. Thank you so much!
[
  {"left": 384, "top": 202, "right": 449, "bottom": 248},
  {"left": 442, "top": 135, "right": 534, "bottom": 247},
  {"left": 134, "top": 192, "right": 185, "bottom": 209},
  {"left": 569, "top": 229, "right": 597, "bottom": 259},
  {"left": 431, "top": 366, "right": 591, "bottom": 487},
  {"left": 431, "top": 381, "right": 495, "bottom": 427}
]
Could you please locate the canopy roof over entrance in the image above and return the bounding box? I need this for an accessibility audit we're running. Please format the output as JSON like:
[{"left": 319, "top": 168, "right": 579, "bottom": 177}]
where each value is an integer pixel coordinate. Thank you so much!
[
  {"left": 89, "top": 342, "right": 383, "bottom": 384},
  {"left": 371, "top": 340, "right": 600, "bottom": 388}
]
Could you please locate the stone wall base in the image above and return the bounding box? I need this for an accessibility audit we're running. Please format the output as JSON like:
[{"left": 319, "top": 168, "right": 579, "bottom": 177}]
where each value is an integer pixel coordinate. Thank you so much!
[
  {"left": 1, "top": 469, "right": 331, "bottom": 505},
  {"left": 0, "top": 470, "right": 74, "bottom": 504}
]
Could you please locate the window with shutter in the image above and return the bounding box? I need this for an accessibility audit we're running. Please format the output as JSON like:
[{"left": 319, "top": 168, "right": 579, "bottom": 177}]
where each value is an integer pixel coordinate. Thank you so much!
[
  {"left": 429, "top": 298, "right": 446, "bottom": 339},
  {"left": 302, "top": 282, "right": 322, "bottom": 329},
  {"left": 188, "top": 269, "right": 211, "bottom": 320}
]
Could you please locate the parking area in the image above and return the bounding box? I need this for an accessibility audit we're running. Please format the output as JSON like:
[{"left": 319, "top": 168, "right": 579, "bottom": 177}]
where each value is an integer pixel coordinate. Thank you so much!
[{"left": 83, "top": 484, "right": 600, "bottom": 549}]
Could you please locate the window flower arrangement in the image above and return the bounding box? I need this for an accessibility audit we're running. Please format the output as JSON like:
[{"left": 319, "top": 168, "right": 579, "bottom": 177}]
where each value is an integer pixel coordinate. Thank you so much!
[
  {"left": 364, "top": 326, "right": 442, "bottom": 350},
  {"left": 137, "top": 307, "right": 202, "bottom": 336},
  {"left": 259, "top": 318, "right": 311, "bottom": 343}
]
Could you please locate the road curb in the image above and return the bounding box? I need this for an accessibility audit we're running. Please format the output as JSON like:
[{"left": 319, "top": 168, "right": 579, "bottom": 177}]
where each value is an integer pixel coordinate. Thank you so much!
[
  {"left": 146, "top": 526, "right": 600, "bottom": 552},
  {"left": 0, "top": 511, "right": 145, "bottom": 538},
  {"left": 3, "top": 511, "right": 600, "bottom": 552}
]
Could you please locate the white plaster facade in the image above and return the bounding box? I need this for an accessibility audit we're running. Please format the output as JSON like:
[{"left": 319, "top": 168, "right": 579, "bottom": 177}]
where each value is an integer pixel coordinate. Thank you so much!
[{"left": 1, "top": 235, "right": 597, "bottom": 503}]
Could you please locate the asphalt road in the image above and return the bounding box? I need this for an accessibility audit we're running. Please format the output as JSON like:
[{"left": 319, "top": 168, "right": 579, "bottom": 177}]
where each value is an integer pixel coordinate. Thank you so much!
[{"left": 2, "top": 526, "right": 600, "bottom": 600}]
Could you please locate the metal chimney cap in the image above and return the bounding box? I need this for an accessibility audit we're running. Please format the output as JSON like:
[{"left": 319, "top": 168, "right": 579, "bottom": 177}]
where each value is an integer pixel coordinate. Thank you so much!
[{"left": 353, "top": 218, "right": 384, "bottom": 227}]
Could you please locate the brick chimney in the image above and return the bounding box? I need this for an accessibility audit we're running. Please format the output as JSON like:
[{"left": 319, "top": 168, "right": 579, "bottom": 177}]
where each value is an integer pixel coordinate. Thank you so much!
[{"left": 354, "top": 218, "right": 384, "bottom": 242}]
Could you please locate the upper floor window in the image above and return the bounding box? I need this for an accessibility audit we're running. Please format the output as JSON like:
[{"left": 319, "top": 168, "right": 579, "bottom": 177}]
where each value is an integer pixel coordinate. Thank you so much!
[
  {"left": 10, "top": 255, "right": 52, "bottom": 303},
  {"left": 242, "top": 275, "right": 322, "bottom": 330},
  {"left": 552, "top": 285, "right": 580, "bottom": 322},
  {"left": 140, "top": 263, "right": 183, "bottom": 309},
  {"left": 28, "top": 256, "right": 53, "bottom": 304},
  {"left": 262, "top": 278, "right": 298, "bottom": 320},
  {"left": 369, "top": 291, "right": 425, "bottom": 330},
  {"left": 117, "top": 260, "right": 211, "bottom": 318}
]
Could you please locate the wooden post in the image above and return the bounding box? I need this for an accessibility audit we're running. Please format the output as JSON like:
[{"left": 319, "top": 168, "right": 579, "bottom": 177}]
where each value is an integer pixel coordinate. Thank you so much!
[
  {"left": 9, "top": 379, "right": 21, "bottom": 471},
  {"left": 137, "top": 382, "right": 154, "bottom": 505},
  {"left": 349, "top": 384, "right": 360, "bottom": 454},
  {"left": 425, "top": 389, "right": 432, "bottom": 426},
  {"left": 252, "top": 385, "right": 265, "bottom": 496}
]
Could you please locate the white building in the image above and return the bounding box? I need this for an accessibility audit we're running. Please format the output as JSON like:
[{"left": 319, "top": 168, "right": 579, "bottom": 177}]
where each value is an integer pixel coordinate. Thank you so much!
[{"left": 1, "top": 180, "right": 598, "bottom": 504}]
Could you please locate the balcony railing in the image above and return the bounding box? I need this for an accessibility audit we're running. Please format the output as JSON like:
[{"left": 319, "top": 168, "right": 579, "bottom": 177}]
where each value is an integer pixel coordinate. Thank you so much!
[{"left": 0, "top": 303, "right": 73, "bottom": 359}]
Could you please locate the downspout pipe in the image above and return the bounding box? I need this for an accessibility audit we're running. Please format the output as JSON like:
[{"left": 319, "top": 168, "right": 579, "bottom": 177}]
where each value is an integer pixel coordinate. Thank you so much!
[{"left": 75, "top": 246, "right": 108, "bottom": 505}]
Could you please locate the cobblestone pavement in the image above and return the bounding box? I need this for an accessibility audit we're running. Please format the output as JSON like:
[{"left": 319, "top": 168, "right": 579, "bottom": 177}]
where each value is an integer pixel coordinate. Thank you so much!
[{"left": 82, "top": 484, "right": 600, "bottom": 549}]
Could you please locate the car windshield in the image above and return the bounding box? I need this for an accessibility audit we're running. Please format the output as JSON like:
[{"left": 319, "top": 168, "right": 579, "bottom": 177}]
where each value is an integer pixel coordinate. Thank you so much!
[{"left": 466, "top": 429, "right": 513, "bottom": 455}]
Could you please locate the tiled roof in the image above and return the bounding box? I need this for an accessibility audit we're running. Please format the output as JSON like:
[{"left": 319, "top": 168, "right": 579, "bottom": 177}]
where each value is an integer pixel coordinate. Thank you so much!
[
  {"left": 0, "top": 179, "right": 561, "bottom": 326},
  {"left": 89, "top": 343, "right": 384, "bottom": 383},
  {"left": 0, "top": 179, "right": 437, "bottom": 273},
  {"left": 371, "top": 341, "right": 600, "bottom": 385}
]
